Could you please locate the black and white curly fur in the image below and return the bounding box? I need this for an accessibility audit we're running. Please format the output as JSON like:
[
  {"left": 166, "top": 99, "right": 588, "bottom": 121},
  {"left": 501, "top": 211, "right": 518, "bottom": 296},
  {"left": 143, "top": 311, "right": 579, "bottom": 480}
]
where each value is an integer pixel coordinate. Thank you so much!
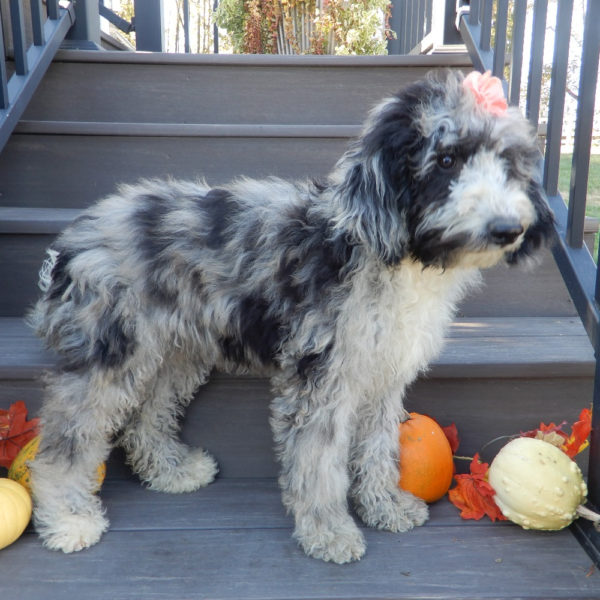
[{"left": 28, "top": 71, "right": 554, "bottom": 563}]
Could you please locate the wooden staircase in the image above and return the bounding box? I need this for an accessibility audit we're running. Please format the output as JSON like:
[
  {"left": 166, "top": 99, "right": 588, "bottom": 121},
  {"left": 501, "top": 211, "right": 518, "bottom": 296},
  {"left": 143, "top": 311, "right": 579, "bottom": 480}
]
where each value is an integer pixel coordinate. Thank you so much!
[{"left": 0, "top": 51, "right": 598, "bottom": 598}]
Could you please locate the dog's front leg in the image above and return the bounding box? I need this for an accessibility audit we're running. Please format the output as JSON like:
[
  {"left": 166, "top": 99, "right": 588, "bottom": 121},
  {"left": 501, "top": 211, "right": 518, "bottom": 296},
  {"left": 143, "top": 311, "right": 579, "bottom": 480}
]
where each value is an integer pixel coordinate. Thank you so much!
[
  {"left": 271, "top": 391, "right": 365, "bottom": 564},
  {"left": 350, "top": 389, "right": 429, "bottom": 532}
]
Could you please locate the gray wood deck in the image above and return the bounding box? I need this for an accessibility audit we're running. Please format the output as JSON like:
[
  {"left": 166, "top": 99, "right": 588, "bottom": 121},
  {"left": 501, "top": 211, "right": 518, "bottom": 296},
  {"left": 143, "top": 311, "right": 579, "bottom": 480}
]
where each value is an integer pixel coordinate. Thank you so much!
[
  {"left": 3, "top": 478, "right": 598, "bottom": 599},
  {"left": 1, "top": 315, "right": 597, "bottom": 598}
]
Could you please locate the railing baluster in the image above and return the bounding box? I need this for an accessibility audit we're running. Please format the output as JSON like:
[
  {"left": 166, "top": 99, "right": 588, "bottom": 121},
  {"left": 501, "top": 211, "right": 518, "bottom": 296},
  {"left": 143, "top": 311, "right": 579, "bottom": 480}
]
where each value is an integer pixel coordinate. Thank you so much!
[
  {"left": 407, "top": 0, "right": 415, "bottom": 53},
  {"left": 425, "top": 0, "right": 433, "bottom": 35},
  {"left": 402, "top": 0, "right": 410, "bottom": 54},
  {"left": 525, "top": 0, "right": 548, "bottom": 128},
  {"left": 469, "top": 0, "right": 480, "bottom": 25},
  {"left": 183, "top": 0, "right": 190, "bottom": 53},
  {"left": 457, "top": 0, "right": 492, "bottom": 71},
  {"left": 31, "top": 0, "right": 45, "bottom": 46},
  {"left": 508, "top": 0, "right": 527, "bottom": 106},
  {"left": 0, "top": 19, "right": 8, "bottom": 109},
  {"left": 10, "top": 0, "right": 29, "bottom": 75},
  {"left": 134, "top": 0, "right": 165, "bottom": 52},
  {"left": 492, "top": 0, "right": 509, "bottom": 78},
  {"left": 568, "top": 0, "right": 599, "bottom": 254},
  {"left": 542, "top": 0, "right": 574, "bottom": 198},
  {"left": 47, "top": 0, "right": 59, "bottom": 20},
  {"left": 417, "top": 0, "right": 426, "bottom": 49},
  {"left": 213, "top": 0, "right": 219, "bottom": 53},
  {"left": 480, "top": 0, "right": 493, "bottom": 52}
]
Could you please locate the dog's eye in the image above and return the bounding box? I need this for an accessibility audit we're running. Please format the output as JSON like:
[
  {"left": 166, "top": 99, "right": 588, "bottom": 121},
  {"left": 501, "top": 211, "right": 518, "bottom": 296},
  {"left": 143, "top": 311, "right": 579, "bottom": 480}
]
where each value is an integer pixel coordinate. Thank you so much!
[{"left": 437, "top": 153, "right": 456, "bottom": 170}]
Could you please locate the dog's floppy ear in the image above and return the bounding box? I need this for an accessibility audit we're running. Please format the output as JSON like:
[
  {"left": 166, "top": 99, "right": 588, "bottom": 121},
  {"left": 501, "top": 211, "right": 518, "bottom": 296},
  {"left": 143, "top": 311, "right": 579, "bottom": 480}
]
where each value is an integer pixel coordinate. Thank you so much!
[
  {"left": 507, "top": 179, "right": 556, "bottom": 265},
  {"left": 332, "top": 81, "right": 433, "bottom": 266}
]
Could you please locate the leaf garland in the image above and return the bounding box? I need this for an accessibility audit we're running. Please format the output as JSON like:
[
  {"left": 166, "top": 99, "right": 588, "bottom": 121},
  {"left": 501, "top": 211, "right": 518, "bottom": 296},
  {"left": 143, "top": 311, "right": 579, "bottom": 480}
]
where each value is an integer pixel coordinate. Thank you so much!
[{"left": 447, "top": 408, "right": 593, "bottom": 522}]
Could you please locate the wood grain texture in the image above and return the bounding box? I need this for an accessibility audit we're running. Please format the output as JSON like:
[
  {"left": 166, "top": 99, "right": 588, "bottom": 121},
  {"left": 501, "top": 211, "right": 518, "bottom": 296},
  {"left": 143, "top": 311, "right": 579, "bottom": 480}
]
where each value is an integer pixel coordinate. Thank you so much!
[
  {"left": 0, "top": 134, "right": 349, "bottom": 208},
  {"left": 2, "top": 480, "right": 597, "bottom": 600},
  {"left": 1, "top": 317, "right": 592, "bottom": 379},
  {"left": 21, "top": 54, "right": 471, "bottom": 125}
]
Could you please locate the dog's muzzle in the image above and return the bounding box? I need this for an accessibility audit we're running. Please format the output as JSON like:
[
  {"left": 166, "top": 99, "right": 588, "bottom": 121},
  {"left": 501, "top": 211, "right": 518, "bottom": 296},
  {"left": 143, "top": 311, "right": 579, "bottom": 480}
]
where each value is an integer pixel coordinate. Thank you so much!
[{"left": 487, "top": 218, "right": 524, "bottom": 247}]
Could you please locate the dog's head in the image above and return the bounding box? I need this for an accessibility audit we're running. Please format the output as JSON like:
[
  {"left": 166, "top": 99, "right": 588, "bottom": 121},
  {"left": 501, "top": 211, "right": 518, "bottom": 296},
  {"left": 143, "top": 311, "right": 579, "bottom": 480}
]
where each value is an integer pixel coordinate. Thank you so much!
[{"left": 332, "top": 70, "right": 555, "bottom": 269}]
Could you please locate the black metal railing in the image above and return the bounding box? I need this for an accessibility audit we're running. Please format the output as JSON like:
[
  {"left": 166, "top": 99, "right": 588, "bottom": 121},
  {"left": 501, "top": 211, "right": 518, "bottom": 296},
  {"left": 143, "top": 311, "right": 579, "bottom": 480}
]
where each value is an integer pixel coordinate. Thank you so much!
[
  {"left": 458, "top": 0, "right": 600, "bottom": 566},
  {"left": 0, "top": 0, "right": 75, "bottom": 153},
  {"left": 388, "top": 0, "right": 434, "bottom": 55}
]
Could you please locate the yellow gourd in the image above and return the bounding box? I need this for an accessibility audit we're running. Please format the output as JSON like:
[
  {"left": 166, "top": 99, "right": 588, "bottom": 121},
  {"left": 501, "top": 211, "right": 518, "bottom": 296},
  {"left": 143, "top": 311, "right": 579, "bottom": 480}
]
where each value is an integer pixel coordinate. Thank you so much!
[
  {"left": 0, "top": 478, "right": 32, "bottom": 550},
  {"left": 8, "top": 435, "right": 106, "bottom": 494},
  {"left": 488, "top": 437, "right": 588, "bottom": 530}
]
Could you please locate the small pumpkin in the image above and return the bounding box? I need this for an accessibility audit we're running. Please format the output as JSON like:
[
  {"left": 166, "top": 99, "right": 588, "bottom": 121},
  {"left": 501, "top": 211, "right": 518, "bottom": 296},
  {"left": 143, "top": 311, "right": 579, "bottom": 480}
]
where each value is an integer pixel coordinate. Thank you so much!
[
  {"left": 488, "top": 437, "right": 588, "bottom": 530},
  {"left": 8, "top": 435, "right": 106, "bottom": 494},
  {"left": 0, "top": 478, "right": 32, "bottom": 550},
  {"left": 398, "top": 412, "right": 454, "bottom": 503}
]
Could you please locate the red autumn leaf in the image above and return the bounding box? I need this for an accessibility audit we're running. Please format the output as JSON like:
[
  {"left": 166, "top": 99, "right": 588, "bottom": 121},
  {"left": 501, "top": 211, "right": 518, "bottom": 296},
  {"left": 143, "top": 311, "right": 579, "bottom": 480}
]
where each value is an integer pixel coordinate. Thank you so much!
[
  {"left": 442, "top": 423, "right": 460, "bottom": 454},
  {"left": 0, "top": 401, "right": 40, "bottom": 469},
  {"left": 561, "top": 408, "right": 592, "bottom": 458},
  {"left": 448, "top": 454, "right": 507, "bottom": 522}
]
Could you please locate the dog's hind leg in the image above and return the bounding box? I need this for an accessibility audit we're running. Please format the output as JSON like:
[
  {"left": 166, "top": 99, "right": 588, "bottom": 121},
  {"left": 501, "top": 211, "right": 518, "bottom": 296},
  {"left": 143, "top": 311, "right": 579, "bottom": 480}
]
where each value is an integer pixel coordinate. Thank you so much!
[
  {"left": 349, "top": 389, "right": 429, "bottom": 532},
  {"left": 271, "top": 385, "right": 366, "bottom": 564},
  {"left": 118, "top": 363, "right": 218, "bottom": 493},
  {"left": 30, "top": 369, "right": 135, "bottom": 553}
]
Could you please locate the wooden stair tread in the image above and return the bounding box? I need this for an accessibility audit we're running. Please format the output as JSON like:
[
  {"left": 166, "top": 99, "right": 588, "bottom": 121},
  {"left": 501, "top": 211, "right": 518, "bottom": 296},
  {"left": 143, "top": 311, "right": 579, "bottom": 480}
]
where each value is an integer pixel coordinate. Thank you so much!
[
  {"left": 2, "top": 478, "right": 597, "bottom": 599},
  {"left": 0, "top": 206, "right": 81, "bottom": 233},
  {"left": 0, "top": 316, "right": 593, "bottom": 380}
]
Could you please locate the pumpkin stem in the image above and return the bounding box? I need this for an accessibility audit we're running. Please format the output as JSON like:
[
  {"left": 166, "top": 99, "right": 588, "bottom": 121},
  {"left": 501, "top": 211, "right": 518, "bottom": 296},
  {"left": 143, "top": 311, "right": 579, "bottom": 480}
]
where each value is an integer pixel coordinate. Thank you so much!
[
  {"left": 479, "top": 434, "right": 518, "bottom": 455},
  {"left": 399, "top": 409, "right": 411, "bottom": 423},
  {"left": 576, "top": 505, "right": 600, "bottom": 531}
]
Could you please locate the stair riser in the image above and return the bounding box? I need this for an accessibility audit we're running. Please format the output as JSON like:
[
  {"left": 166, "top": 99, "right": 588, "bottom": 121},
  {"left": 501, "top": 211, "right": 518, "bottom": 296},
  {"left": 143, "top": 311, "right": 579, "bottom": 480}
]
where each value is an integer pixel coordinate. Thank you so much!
[
  {"left": 0, "top": 227, "right": 577, "bottom": 318},
  {"left": 0, "top": 134, "right": 351, "bottom": 209},
  {"left": 1, "top": 374, "right": 590, "bottom": 480},
  {"left": 22, "top": 55, "right": 471, "bottom": 125}
]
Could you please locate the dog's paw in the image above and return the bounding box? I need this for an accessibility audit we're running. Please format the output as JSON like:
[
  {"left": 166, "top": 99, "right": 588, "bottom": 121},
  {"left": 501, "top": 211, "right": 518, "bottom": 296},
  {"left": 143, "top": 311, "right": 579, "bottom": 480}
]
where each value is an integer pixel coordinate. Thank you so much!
[
  {"left": 146, "top": 448, "right": 218, "bottom": 493},
  {"left": 37, "top": 511, "right": 109, "bottom": 553},
  {"left": 355, "top": 489, "right": 429, "bottom": 532},
  {"left": 295, "top": 517, "right": 366, "bottom": 564}
]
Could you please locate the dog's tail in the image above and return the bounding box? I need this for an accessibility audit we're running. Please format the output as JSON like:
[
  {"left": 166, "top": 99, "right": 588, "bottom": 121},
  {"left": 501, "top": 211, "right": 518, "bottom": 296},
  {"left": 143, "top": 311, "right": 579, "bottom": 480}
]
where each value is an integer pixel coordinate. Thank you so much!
[{"left": 38, "top": 248, "right": 60, "bottom": 294}]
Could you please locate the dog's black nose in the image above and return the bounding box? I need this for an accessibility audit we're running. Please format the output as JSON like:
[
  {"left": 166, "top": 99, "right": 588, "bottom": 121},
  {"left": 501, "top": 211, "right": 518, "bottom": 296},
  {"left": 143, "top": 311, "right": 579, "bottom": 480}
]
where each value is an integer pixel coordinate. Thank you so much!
[{"left": 487, "top": 219, "right": 524, "bottom": 246}]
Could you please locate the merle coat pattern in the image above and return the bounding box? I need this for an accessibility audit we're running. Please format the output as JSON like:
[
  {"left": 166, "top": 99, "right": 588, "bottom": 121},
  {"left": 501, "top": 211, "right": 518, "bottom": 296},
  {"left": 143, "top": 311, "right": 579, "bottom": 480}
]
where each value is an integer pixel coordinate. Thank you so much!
[{"left": 28, "top": 71, "right": 554, "bottom": 563}]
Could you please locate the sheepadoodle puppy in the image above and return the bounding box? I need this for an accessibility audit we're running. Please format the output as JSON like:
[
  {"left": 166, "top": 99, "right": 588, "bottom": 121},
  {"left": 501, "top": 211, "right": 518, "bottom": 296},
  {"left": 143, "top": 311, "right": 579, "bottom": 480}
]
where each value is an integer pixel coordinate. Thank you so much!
[{"left": 28, "top": 70, "right": 554, "bottom": 563}]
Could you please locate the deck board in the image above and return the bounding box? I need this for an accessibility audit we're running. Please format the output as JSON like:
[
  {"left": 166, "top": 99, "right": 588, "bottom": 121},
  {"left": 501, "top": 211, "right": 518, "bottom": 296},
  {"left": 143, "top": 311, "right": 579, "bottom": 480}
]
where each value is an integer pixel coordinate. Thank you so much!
[{"left": 3, "top": 479, "right": 598, "bottom": 600}]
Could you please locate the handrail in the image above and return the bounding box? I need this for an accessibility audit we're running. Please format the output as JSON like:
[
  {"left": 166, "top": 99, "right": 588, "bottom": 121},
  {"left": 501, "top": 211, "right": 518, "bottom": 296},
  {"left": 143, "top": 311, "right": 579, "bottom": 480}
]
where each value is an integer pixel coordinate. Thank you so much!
[
  {"left": 0, "top": 0, "right": 76, "bottom": 154},
  {"left": 458, "top": 0, "right": 600, "bottom": 566}
]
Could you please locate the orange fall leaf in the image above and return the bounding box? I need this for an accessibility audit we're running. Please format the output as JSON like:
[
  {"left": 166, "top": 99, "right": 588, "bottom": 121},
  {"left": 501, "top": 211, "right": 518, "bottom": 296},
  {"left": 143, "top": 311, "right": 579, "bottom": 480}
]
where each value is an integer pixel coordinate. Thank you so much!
[
  {"left": 0, "top": 401, "right": 40, "bottom": 469},
  {"left": 447, "top": 454, "right": 506, "bottom": 522},
  {"left": 561, "top": 407, "right": 592, "bottom": 458}
]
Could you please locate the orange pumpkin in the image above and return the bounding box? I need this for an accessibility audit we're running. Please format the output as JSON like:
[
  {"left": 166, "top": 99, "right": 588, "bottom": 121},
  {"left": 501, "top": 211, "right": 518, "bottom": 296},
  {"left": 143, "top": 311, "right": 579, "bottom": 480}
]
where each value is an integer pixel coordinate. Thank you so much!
[{"left": 398, "top": 412, "right": 454, "bottom": 503}]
